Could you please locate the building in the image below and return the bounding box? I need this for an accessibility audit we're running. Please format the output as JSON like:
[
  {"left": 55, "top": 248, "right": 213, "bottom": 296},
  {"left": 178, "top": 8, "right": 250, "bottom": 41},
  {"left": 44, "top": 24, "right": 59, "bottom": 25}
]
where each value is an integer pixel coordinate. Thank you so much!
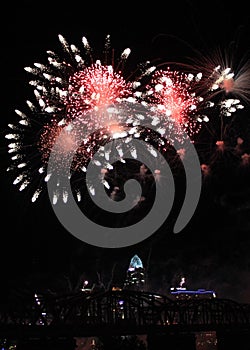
[
  {"left": 170, "top": 288, "right": 217, "bottom": 300},
  {"left": 169, "top": 276, "right": 217, "bottom": 300},
  {"left": 123, "top": 255, "right": 145, "bottom": 291}
]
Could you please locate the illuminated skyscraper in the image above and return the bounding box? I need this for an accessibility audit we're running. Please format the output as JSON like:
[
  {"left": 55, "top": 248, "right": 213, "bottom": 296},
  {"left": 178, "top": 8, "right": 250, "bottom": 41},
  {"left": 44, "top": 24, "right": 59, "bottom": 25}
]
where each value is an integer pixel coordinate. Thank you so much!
[{"left": 123, "top": 255, "right": 145, "bottom": 291}]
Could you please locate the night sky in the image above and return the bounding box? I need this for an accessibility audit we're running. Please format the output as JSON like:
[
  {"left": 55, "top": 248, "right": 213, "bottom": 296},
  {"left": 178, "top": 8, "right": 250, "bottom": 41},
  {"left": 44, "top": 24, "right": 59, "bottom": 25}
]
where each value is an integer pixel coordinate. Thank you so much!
[{"left": 1, "top": 0, "right": 250, "bottom": 304}]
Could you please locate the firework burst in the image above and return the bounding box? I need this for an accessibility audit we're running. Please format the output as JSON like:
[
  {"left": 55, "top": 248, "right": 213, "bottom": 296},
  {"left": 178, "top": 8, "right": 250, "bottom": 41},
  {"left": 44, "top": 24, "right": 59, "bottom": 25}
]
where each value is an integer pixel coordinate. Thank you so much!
[
  {"left": 161, "top": 33, "right": 250, "bottom": 179},
  {"left": 156, "top": 32, "right": 250, "bottom": 150},
  {"left": 184, "top": 38, "right": 250, "bottom": 146},
  {"left": 143, "top": 67, "right": 204, "bottom": 144},
  {"left": 4, "top": 34, "right": 214, "bottom": 208},
  {"left": 5, "top": 34, "right": 158, "bottom": 203},
  {"left": 8, "top": 32, "right": 250, "bottom": 209},
  {"left": 189, "top": 45, "right": 250, "bottom": 105}
]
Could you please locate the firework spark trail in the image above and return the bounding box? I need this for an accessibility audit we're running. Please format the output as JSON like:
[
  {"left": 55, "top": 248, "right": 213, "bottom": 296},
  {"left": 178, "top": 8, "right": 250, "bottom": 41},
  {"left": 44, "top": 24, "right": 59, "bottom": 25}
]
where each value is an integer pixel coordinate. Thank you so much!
[
  {"left": 183, "top": 43, "right": 250, "bottom": 146},
  {"left": 189, "top": 46, "right": 250, "bottom": 105},
  {"left": 197, "top": 49, "right": 250, "bottom": 178}
]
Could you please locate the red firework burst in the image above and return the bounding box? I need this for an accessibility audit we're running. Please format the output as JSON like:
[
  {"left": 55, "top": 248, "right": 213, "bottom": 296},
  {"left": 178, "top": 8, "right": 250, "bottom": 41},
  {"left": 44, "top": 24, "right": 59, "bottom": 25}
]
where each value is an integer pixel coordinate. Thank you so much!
[
  {"left": 145, "top": 68, "right": 201, "bottom": 140},
  {"left": 64, "top": 63, "right": 133, "bottom": 118}
]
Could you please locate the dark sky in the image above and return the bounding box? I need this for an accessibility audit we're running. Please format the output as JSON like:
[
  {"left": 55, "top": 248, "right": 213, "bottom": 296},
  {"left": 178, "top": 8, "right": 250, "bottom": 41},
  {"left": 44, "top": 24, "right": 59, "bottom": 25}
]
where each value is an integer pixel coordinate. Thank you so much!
[{"left": 1, "top": 0, "right": 250, "bottom": 303}]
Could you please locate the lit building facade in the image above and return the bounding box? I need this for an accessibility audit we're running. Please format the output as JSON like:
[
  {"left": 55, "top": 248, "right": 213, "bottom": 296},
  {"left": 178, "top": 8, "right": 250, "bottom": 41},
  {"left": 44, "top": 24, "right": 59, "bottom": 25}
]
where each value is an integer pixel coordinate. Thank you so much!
[
  {"left": 170, "top": 276, "right": 217, "bottom": 300},
  {"left": 123, "top": 255, "right": 145, "bottom": 291}
]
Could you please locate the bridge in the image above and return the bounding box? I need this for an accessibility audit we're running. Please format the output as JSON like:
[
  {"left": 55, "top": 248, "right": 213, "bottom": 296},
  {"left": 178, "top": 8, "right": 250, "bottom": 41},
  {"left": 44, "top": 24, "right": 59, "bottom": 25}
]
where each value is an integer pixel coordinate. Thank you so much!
[{"left": 0, "top": 289, "right": 250, "bottom": 349}]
